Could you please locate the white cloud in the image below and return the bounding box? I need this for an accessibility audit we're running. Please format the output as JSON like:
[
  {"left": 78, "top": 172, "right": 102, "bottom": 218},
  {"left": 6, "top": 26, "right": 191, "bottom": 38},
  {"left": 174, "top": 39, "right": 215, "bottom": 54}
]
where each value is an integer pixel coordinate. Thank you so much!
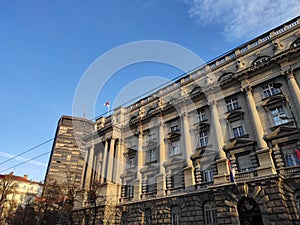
[
  {"left": 184, "top": 0, "right": 300, "bottom": 41},
  {"left": 0, "top": 152, "right": 47, "bottom": 167}
]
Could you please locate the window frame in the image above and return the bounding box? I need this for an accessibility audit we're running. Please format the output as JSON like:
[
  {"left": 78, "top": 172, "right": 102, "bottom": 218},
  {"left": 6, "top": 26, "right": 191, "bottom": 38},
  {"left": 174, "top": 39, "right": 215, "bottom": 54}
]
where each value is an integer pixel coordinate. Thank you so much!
[
  {"left": 285, "top": 153, "right": 300, "bottom": 167},
  {"left": 232, "top": 125, "right": 245, "bottom": 138},
  {"left": 226, "top": 97, "right": 239, "bottom": 112},
  {"left": 199, "top": 129, "right": 209, "bottom": 147},
  {"left": 204, "top": 201, "right": 217, "bottom": 225},
  {"left": 203, "top": 170, "right": 214, "bottom": 182},
  {"left": 262, "top": 83, "right": 280, "bottom": 98},
  {"left": 171, "top": 206, "right": 180, "bottom": 225},
  {"left": 146, "top": 147, "right": 157, "bottom": 163},
  {"left": 270, "top": 106, "right": 288, "bottom": 126},
  {"left": 197, "top": 109, "right": 206, "bottom": 122}
]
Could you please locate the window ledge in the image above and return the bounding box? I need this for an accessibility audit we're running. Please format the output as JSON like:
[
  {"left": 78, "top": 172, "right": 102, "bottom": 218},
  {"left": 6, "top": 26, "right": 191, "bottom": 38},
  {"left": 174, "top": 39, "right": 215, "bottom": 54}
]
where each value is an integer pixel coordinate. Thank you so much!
[
  {"left": 229, "top": 134, "right": 249, "bottom": 142},
  {"left": 226, "top": 106, "right": 242, "bottom": 113},
  {"left": 270, "top": 121, "right": 295, "bottom": 131}
]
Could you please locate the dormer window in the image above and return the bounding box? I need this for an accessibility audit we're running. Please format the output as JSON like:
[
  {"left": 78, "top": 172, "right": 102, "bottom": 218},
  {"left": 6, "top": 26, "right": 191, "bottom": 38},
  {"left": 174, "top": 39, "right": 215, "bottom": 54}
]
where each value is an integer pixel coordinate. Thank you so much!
[
  {"left": 262, "top": 83, "right": 280, "bottom": 98},
  {"left": 226, "top": 97, "right": 239, "bottom": 112}
]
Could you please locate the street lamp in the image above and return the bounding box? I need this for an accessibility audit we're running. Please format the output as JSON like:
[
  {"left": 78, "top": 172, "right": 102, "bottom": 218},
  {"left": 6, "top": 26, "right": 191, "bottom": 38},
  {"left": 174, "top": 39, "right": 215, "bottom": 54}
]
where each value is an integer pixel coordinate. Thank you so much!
[{"left": 273, "top": 82, "right": 298, "bottom": 129}]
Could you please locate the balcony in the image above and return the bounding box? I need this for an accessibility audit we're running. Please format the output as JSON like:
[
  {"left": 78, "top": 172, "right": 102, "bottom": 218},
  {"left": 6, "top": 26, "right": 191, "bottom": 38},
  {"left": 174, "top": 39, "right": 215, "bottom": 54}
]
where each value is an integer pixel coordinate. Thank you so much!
[{"left": 279, "top": 165, "right": 300, "bottom": 177}]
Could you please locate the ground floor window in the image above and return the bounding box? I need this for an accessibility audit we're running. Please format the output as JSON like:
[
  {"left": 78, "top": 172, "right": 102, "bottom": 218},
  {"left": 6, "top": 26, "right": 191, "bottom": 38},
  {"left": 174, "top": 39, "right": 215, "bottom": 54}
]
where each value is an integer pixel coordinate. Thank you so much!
[
  {"left": 204, "top": 201, "right": 217, "bottom": 224},
  {"left": 171, "top": 206, "right": 180, "bottom": 225}
]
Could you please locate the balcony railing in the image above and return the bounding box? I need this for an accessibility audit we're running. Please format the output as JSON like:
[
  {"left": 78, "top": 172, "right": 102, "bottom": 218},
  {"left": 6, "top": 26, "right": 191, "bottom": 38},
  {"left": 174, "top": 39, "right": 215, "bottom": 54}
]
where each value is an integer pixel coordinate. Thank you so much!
[
  {"left": 235, "top": 170, "right": 258, "bottom": 180},
  {"left": 279, "top": 165, "right": 300, "bottom": 176}
]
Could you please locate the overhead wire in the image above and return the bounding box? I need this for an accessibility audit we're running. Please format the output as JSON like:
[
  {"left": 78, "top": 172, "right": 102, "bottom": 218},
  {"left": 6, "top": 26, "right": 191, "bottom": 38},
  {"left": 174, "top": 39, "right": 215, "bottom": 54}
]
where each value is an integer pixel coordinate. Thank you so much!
[{"left": 0, "top": 60, "right": 208, "bottom": 173}]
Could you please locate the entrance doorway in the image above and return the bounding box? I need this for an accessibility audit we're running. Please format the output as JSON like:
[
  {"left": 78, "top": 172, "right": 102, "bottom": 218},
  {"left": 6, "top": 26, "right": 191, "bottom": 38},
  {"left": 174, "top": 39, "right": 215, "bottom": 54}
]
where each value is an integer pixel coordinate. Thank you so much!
[{"left": 237, "top": 197, "right": 263, "bottom": 225}]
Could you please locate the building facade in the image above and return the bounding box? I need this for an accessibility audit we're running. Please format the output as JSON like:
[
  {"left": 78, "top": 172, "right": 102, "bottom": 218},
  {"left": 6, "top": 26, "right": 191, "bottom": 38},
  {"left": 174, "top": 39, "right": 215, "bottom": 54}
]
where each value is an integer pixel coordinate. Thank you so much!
[
  {"left": 0, "top": 173, "right": 43, "bottom": 218},
  {"left": 73, "top": 17, "right": 300, "bottom": 225},
  {"left": 44, "top": 115, "right": 94, "bottom": 189}
]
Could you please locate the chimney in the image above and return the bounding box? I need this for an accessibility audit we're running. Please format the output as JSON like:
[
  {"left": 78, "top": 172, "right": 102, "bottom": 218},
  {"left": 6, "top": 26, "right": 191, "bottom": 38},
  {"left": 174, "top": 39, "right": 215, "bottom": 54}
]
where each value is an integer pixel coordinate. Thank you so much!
[{"left": 23, "top": 174, "right": 28, "bottom": 180}]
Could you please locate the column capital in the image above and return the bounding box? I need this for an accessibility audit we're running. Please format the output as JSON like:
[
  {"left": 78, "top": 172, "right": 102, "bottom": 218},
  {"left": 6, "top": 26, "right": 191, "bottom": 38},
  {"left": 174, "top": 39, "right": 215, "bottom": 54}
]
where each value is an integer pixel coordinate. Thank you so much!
[{"left": 242, "top": 85, "right": 253, "bottom": 95}]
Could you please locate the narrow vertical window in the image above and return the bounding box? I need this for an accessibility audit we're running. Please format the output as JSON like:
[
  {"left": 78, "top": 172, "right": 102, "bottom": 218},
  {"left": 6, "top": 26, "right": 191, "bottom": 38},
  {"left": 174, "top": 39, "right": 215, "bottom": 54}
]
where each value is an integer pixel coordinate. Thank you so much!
[
  {"left": 171, "top": 206, "right": 180, "bottom": 225},
  {"left": 144, "top": 208, "right": 152, "bottom": 225}
]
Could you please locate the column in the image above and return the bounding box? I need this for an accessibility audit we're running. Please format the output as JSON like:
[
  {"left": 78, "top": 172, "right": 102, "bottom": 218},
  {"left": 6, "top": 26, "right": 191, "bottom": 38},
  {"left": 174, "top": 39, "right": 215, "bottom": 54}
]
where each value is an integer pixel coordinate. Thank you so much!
[
  {"left": 286, "top": 71, "right": 300, "bottom": 120},
  {"left": 181, "top": 111, "right": 195, "bottom": 189},
  {"left": 101, "top": 140, "right": 109, "bottom": 183},
  {"left": 244, "top": 87, "right": 268, "bottom": 149},
  {"left": 133, "top": 130, "right": 144, "bottom": 200},
  {"left": 115, "top": 140, "right": 124, "bottom": 185},
  {"left": 182, "top": 112, "right": 193, "bottom": 165},
  {"left": 209, "top": 99, "right": 226, "bottom": 158},
  {"left": 157, "top": 117, "right": 166, "bottom": 197},
  {"left": 244, "top": 86, "right": 276, "bottom": 176},
  {"left": 159, "top": 118, "right": 166, "bottom": 173},
  {"left": 84, "top": 146, "right": 95, "bottom": 189},
  {"left": 209, "top": 98, "right": 228, "bottom": 184},
  {"left": 106, "top": 138, "right": 115, "bottom": 183}
]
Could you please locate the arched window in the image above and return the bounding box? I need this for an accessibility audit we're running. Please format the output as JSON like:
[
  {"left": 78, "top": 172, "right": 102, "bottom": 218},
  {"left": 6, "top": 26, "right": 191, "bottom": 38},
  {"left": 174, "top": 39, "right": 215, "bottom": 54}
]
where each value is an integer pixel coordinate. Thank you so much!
[
  {"left": 171, "top": 205, "right": 180, "bottom": 225},
  {"left": 204, "top": 201, "right": 217, "bottom": 224}
]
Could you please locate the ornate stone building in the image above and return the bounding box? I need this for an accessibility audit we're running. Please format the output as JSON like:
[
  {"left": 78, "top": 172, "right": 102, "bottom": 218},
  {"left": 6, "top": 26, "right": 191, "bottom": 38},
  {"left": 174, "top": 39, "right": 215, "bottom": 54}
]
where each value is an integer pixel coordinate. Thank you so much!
[{"left": 73, "top": 17, "right": 300, "bottom": 225}]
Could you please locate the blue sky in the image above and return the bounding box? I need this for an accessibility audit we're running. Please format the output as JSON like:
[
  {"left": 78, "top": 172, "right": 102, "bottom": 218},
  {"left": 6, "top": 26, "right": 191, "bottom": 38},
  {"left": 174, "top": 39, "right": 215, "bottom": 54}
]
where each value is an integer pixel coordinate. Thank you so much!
[{"left": 0, "top": 0, "right": 299, "bottom": 182}]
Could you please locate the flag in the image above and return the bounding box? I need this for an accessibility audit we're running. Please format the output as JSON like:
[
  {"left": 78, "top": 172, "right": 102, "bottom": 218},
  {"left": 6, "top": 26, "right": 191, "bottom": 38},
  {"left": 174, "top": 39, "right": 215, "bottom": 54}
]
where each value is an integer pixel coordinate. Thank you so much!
[
  {"left": 104, "top": 101, "right": 110, "bottom": 107},
  {"left": 228, "top": 160, "right": 235, "bottom": 182},
  {"left": 295, "top": 149, "right": 300, "bottom": 160}
]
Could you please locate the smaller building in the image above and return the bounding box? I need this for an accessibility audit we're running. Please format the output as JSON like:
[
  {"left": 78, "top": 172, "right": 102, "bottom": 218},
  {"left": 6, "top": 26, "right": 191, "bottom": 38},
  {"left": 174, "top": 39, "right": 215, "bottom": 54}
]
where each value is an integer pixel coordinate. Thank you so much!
[{"left": 0, "top": 172, "right": 43, "bottom": 218}]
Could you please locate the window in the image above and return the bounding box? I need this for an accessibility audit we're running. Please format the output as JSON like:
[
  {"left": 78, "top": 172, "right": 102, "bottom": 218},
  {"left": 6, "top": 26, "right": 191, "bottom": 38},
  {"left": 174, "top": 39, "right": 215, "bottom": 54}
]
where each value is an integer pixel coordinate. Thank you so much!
[
  {"left": 144, "top": 208, "right": 152, "bottom": 225},
  {"left": 232, "top": 126, "right": 245, "bottom": 138},
  {"left": 199, "top": 130, "right": 209, "bottom": 147},
  {"left": 147, "top": 176, "right": 157, "bottom": 193},
  {"left": 204, "top": 201, "right": 217, "bottom": 224},
  {"left": 170, "top": 144, "right": 180, "bottom": 156},
  {"left": 170, "top": 125, "right": 180, "bottom": 132},
  {"left": 237, "top": 154, "right": 254, "bottom": 172},
  {"left": 171, "top": 206, "right": 180, "bottom": 225},
  {"left": 285, "top": 154, "right": 300, "bottom": 167},
  {"left": 125, "top": 184, "right": 133, "bottom": 198},
  {"left": 147, "top": 148, "right": 157, "bottom": 162},
  {"left": 226, "top": 97, "right": 239, "bottom": 112},
  {"left": 203, "top": 170, "right": 214, "bottom": 182},
  {"left": 271, "top": 106, "right": 288, "bottom": 126},
  {"left": 128, "top": 156, "right": 135, "bottom": 168},
  {"left": 171, "top": 172, "right": 182, "bottom": 188},
  {"left": 262, "top": 83, "right": 280, "bottom": 98},
  {"left": 198, "top": 109, "right": 206, "bottom": 122},
  {"left": 148, "top": 133, "right": 156, "bottom": 141}
]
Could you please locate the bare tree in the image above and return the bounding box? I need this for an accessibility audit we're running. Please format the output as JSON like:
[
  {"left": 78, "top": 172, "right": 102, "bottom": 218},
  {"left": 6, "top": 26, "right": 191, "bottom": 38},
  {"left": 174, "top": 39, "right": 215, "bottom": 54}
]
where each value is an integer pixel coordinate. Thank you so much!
[
  {"left": 0, "top": 172, "right": 17, "bottom": 220},
  {"left": 85, "top": 182, "right": 118, "bottom": 225}
]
